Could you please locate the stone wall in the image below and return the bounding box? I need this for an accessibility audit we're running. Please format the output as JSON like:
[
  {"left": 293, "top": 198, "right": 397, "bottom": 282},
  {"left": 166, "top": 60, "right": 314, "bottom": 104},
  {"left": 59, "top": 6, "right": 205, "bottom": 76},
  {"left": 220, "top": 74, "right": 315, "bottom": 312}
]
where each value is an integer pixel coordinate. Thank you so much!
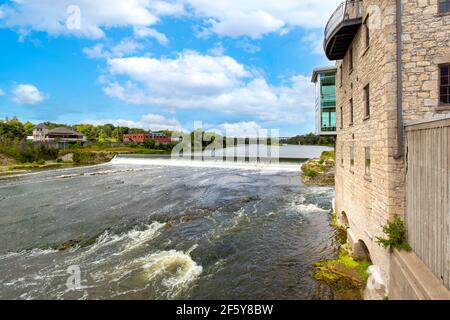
[
  {"left": 335, "top": 0, "right": 399, "bottom": 289},
  {"left": 334, "top": 0, "right": 450, "bottom": 296},
  {"left": 402, "top": 0, "right": 450, "bottom": 119}
]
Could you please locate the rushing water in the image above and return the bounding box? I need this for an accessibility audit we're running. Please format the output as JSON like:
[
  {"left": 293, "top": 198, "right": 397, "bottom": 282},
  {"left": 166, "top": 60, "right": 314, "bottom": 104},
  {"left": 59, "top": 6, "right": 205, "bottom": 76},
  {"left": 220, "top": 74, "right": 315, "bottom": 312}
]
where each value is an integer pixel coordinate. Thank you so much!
[{"left": 0, "top": 158, "right": 337, "bottom": 300}]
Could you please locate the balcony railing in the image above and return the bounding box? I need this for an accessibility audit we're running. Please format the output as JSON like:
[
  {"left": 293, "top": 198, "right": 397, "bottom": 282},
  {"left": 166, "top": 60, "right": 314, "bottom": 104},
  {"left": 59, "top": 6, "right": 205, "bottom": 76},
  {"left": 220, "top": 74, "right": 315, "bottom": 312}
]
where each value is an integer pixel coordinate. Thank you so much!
[
  {"left": 321, "top": 126, "right": 337, "bottom": 132},
  {"left": 324, "top": 0, "right": 362, "bottom": 60}
]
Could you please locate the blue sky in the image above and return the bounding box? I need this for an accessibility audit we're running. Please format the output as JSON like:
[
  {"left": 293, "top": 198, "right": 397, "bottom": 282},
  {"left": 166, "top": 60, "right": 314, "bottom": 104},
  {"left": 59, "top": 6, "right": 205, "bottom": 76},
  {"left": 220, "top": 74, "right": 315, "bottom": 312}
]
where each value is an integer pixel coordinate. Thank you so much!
[{"left": 0, "top": 0, "right": 339, "bottom": 136}]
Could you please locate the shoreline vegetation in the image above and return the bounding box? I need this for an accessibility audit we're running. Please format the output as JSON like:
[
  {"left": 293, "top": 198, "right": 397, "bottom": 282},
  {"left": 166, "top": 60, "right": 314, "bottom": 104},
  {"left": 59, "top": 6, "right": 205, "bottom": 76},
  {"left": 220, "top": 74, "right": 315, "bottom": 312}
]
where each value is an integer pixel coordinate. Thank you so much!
[
  {"left": 301, "top": 151, "right": 335, "bottom": 186},
  {"left": 0, "top": 145, "right": 173, "bottom": 176},
  {"left": 1, "top": 117, "right": 335, "bottom": 177},
  {"left": 302, "top": 151, "right": 371, "bottom": 300}
]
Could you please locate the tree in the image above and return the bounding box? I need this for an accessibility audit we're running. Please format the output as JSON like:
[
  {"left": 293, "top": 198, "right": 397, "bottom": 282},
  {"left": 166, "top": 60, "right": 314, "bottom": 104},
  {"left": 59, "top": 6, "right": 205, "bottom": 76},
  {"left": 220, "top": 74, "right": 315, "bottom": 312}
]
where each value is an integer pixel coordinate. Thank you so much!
[{"left": 0, "top": 118, "right": 26, "bottom": 141}]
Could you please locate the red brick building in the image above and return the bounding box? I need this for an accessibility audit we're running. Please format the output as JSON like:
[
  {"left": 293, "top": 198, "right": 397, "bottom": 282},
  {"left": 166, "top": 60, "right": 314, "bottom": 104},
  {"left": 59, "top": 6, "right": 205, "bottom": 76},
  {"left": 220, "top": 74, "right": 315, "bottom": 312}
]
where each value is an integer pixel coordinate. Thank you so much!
[{"left": 122, "top": 131, "right": 172, "bottom": 143}]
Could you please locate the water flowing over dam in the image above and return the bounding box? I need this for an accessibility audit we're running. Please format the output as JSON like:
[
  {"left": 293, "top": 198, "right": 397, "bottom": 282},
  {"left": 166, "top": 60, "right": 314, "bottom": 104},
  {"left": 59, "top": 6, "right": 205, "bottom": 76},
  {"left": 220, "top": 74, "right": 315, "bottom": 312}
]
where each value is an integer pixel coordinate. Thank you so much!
[{"left": 0, "top": 154, "right": 337, "bottom": 300}]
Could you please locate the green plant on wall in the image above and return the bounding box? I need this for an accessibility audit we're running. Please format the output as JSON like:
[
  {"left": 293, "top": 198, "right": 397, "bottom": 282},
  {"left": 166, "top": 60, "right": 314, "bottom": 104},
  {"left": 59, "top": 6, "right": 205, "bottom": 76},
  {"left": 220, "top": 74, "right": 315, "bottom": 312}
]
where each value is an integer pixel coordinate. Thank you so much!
[{"left": 376, "top": 216, "right": 412, "bottom": 251}]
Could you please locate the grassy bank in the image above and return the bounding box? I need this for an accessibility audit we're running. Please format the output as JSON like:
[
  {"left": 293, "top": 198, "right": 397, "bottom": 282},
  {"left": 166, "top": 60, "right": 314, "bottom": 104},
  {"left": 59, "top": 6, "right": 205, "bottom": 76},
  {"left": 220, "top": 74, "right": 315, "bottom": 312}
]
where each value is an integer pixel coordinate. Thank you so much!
[
  {"left": 301, "top": 151, "right": 335, "bottom": 186},
  {"left": 0, "top": 160, "right": 78, "bottom": 176},
  {"left": 0, "top": 144, "right": 173, "bottom": 176}
]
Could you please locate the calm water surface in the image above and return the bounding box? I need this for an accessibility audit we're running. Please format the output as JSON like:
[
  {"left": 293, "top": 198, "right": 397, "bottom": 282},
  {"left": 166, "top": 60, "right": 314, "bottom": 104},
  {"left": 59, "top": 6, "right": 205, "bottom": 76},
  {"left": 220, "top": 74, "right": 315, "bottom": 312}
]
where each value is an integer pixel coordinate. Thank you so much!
[{"left": 0, "top": 158, "right": 337, "bottom": 300}]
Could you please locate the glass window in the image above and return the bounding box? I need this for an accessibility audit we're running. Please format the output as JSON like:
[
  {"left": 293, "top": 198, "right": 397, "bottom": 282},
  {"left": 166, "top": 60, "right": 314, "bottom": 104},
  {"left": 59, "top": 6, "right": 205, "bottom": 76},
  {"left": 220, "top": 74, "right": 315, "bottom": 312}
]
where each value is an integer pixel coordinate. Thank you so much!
[
  {"left": 349, "top": 98, "right": 354, "bottom": 125},
  {"left": 365, "top": 147, "right": 371, "bottom": 176},
  {"left": 439, "top": 0, "right": 450, "bottom": 13},
  {"left": 364, "top": 16, "right": 370, "bottom": 48},
  {"left": 340, "top": 107, "right": 344, "bottom": 129},
  {"left": 440, "top": 64, "right": 450, "bottom": 105},
  {"left": 364, "top": 84, "right": 370, "bottom": 118},
  {"left": 349, "top": 48, "right": 354, "bottom": 73},
  {"left": 321, "top": 108, "right": 336, "bottom": 132}
]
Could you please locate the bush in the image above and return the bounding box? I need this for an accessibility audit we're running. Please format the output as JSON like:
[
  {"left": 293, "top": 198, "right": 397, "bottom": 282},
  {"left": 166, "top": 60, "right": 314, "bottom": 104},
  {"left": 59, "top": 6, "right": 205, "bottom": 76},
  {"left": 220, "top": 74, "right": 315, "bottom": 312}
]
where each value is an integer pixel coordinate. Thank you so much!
[
  {"left": 376, "top": 216, "right": 412, "bottom": 251},
  {"left": 303, "top": 169, "right": 318, "bottom": 178},
  {"left": 73, "top": 151, "right": 96, "bottom": 164},
  {"left": 320, "top": 150, "right": 335, "bottom": 162},
  {"left": 0, "top": 141, "right": 58, "bottom": 163}
]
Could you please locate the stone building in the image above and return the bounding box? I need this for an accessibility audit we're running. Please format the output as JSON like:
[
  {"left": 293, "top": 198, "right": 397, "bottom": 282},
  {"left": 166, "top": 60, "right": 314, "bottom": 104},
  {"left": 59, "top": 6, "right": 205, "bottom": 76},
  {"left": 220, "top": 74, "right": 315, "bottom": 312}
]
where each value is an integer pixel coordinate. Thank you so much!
[{"left": 322, "top": 0, "right": 450, "bottom": 299}]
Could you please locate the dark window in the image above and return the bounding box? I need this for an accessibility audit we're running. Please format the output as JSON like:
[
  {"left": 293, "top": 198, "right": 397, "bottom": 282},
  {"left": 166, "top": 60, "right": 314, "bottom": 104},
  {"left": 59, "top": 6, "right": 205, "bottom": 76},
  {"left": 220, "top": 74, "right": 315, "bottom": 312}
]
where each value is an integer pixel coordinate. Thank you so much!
[
  {"left": 364, "top": 15, "right": 370, "bottom": 48},
  {"left": 349, "top": 48, "right": 354, "bottom": 73},
  {"left": 365, "top": 147, "right": 371, "bottom": 176},
  {"left": 350, "top": 146, "right": 354, "bottom": 169},
  {"left": 440, "top": 64, "right": 450, "bottom": 105},
  {"left": 349, "top": 98, "right": 354, "bottom": 125},
  {"left": 364, "top": 84, "right": 370, "bottom": 118},
  {"left": 341, "top": 144, "right": 344, "bottom": 166},
  {"left": 339, "top": 65, "right": 343, "bottom": 87},
  {"left": 439, "top": 0, "right": 450, "bottom": 13},
  {"left": 340, "top": 107, "right": 344, "bottom": 129}
]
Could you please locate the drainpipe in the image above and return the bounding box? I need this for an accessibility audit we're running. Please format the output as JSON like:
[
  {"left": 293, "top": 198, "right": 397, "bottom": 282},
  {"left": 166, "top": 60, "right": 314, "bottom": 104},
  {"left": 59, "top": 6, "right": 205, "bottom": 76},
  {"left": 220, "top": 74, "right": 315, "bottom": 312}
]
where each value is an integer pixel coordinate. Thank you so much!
[{"left": 394, "top": 0, "right": 404, "bottom": 159}]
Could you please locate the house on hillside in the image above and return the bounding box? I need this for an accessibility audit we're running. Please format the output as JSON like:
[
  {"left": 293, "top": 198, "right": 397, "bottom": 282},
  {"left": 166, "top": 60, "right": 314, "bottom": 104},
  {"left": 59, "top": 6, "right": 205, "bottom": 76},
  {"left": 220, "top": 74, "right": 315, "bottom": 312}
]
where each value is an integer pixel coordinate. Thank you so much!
[{"left": 31, "top": 124, "right": 86, "bottom": 147}]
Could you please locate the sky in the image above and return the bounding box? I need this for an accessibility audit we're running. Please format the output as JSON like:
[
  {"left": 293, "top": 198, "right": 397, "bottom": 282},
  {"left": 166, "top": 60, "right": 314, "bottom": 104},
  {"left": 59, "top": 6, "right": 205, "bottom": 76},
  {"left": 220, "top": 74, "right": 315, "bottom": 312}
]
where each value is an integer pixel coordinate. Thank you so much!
[{"left": 0, "top": 0, "right": 339, "bottom": 136}]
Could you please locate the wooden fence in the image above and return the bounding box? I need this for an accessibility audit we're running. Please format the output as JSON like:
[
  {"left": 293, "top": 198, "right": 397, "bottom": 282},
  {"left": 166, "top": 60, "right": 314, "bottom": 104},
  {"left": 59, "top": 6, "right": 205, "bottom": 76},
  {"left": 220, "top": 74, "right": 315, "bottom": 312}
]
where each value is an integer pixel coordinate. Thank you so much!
[{"left": 405, "top": 118, "right": 450, "bottom": 289}]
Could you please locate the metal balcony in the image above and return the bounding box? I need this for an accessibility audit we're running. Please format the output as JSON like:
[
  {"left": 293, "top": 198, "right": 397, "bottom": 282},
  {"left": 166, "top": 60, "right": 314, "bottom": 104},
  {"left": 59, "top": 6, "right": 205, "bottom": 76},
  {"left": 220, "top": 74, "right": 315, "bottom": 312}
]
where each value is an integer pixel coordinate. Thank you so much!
[{"left": 324, "top": 0, "right": 362, "bottom": 60}]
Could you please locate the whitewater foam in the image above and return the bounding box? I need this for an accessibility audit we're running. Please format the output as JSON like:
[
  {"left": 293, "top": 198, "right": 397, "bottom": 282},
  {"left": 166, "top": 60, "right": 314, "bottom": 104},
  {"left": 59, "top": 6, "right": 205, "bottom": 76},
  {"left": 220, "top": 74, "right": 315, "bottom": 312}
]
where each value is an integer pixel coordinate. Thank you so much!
[
  {"left": 111, "top": 156, "right": 301, "bottom": 172},
  {"left": 141, "top": 249, "right": 203, "bottom": 299}
]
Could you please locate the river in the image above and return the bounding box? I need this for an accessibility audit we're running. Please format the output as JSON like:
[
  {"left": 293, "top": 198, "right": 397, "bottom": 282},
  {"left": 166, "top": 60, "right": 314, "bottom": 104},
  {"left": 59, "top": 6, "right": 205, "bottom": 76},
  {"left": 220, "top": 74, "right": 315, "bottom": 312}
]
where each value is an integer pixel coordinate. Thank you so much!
[{"left": 0, "top": 147, "right": 337, "bottom": 300}]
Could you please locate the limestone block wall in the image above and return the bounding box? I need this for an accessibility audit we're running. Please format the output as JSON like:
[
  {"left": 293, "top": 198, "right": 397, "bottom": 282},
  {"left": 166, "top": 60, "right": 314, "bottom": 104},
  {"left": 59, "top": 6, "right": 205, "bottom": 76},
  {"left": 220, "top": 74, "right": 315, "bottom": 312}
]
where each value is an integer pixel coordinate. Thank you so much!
[
  {"left": 335, "top": 0, "right": 402, "bottom": 287},
  {"left": 402, "top": 0, "right": 450, "bottom": 119},
  {"left": 335, "top": 0, "right": 450, "bottom": 294}
]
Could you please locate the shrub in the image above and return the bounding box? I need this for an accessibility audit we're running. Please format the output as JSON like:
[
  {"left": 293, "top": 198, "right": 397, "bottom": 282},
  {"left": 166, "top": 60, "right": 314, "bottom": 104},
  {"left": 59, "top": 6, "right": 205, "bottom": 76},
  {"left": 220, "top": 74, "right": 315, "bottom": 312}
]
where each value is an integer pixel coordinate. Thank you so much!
[
  {"left": 303, "top": 169, "right": 318, "bottom": 178},
  {"left": 73, "top": 151, "right": 96, "bottom": 164},
  {"left": 376, "top": 216, "right": 412, "bottom": 251},
  {"left": 320, "top": 150, "right": 335, "bottom": 162},
  {"left": 0, "top": 141, "right": 58, "bottom": 163}
]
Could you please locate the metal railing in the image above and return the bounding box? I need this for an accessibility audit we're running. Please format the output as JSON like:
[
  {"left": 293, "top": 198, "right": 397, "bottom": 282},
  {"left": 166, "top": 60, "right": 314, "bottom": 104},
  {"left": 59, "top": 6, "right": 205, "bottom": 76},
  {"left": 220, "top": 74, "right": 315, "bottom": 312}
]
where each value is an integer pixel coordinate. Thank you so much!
[
  {"left": 321, "top": 126, "right": 337, "bottom": 132},
  {"left": 324, "top": 0, "right": 361, "bottom": 42}
]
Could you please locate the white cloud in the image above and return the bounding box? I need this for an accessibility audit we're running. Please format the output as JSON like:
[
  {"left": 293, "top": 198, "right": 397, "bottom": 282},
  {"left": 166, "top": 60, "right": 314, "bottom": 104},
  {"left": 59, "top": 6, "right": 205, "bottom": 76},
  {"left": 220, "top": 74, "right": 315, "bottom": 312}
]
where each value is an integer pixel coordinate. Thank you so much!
[
  {"left": 83, "top": 44, "right": 107, "bottom": 59},
  {"left": 110, "top": 38, "right": 144, "bottom": 57},
  {"left": 218, "top": 121, "right": 263, "bottom": 138},
  {"left": 184, "top": 0, "right": 343, "bottom": 38},
  {"left": 206, "top": 11, "right": 284, "bottom": 39},
  {"left": 0, "top": 88, "right": 5, "bottom": 96},
  {"left": 83, "top": 38, "right": 144, "bottom": 59},
  {"left": 148, "top": 1, "right": 185, "bottom": 16},
  {"left": 84, "top": 113, "right": 183, "bottom": 131},
  {"left": 11, "top": 84, "right": 45, "bottom": 105},
  {"left": 302, "top": 32, "right": 325, "bottom": 55},
  {"left": 101, "top": 51, "right": 315, "bottom": 124},
  {"left": 134, "top": 27, "right": 169, "bottom": 45},
  {"left": 0, "top": 0, "right": 169, "bottom": 39},
  {"left": 1, "top": 0, "right": 347, "bottom": 40}
]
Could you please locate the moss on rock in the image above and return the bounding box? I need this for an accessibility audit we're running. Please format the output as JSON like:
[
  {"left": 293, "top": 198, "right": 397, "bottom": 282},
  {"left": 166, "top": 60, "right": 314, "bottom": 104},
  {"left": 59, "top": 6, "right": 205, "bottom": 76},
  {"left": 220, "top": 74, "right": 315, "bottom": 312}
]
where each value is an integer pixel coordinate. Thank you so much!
[
  {"left": 313, "top": 246, "right": 370, "bottom": 300},
  {"left": 301, "top": 151, "right": 335, "bottom": 186}
]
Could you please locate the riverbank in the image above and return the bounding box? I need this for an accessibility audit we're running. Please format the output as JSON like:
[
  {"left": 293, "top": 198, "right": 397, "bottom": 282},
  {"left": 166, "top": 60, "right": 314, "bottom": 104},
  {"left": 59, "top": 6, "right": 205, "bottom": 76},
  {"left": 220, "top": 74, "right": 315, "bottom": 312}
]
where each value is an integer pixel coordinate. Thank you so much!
[
  {"left": 0, "top": 146, "right": 172, "bottom": 176},
  {"left": 300, "top": 151, "right": 371, "bottom": 300},
  {"left": 301, "top": 151, "right": 335, "bottom": 186}
]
